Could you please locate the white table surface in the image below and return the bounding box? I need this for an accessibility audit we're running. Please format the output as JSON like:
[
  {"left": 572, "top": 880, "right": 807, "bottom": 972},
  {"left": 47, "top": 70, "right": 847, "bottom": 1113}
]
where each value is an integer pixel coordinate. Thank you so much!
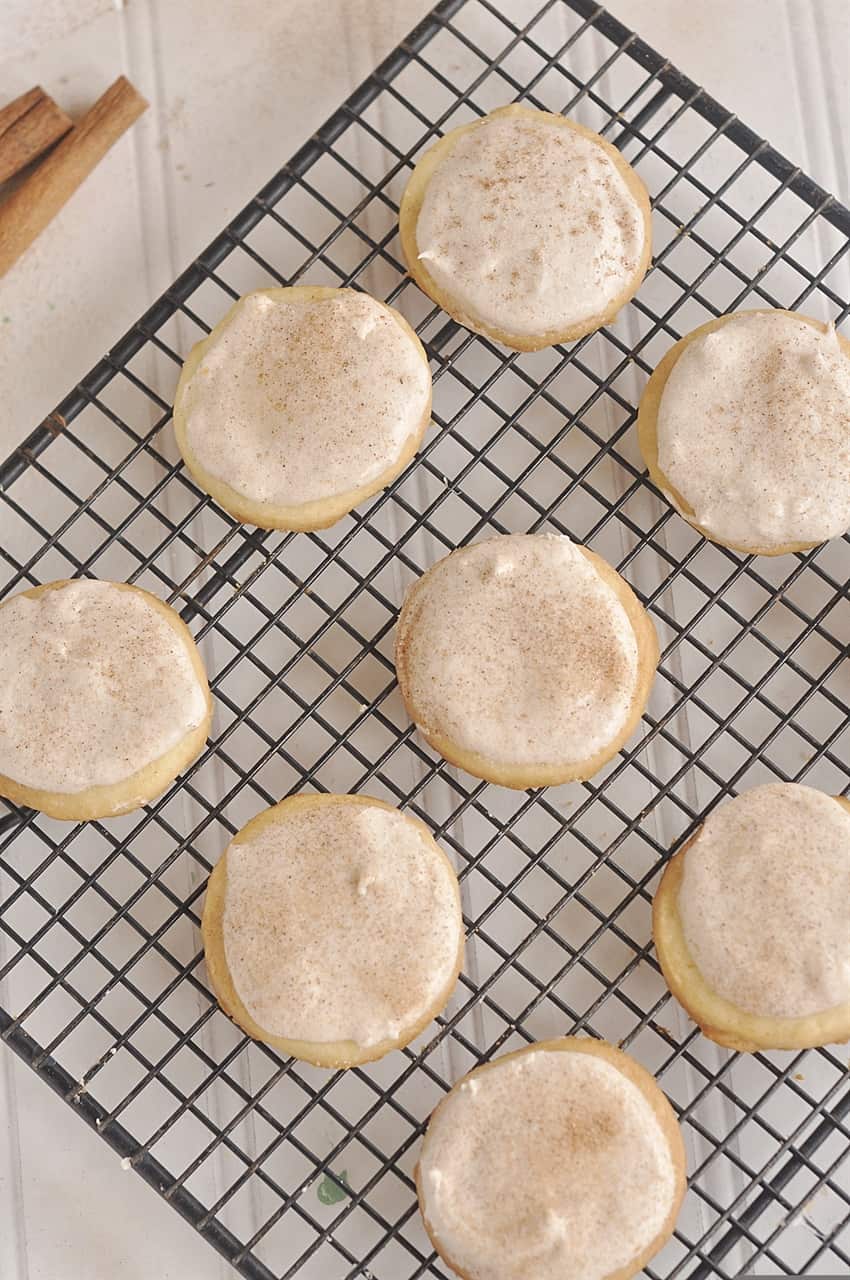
[{"left": 0, "top": 1, "right": 848, "bottom": 1276}]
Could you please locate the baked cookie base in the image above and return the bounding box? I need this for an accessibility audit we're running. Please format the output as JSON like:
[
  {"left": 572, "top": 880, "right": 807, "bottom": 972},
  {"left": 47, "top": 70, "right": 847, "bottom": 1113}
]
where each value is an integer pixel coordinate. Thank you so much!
[
  {"left": 399, "top": 104, "right": 653, "bottom": 352},
  {"left": 201, "top": 793, "right": 464, "bottom": 1069},
  {"left": 395, "top": 544, "right": 659, "bottom": 790},
  {"left": 173, "top": 285, "right": 432, "bottom": 531},
  {"left": 653, "top": 796, "right": 850, "bottom": 1052},
  {"left": 0, "top": 580, "right": 212, "bottom": 822},
  {"left": 636, "top": 309, "right": 850, "bottom": 557},
  {"left": 415, "top": 1037, "right": 686, "bottom": 1280}
]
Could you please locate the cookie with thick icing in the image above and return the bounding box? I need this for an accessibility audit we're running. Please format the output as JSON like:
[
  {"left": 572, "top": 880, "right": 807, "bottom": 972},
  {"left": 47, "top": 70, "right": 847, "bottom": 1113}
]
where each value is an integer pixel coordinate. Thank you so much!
[
  {"left": 400, "top": 104, "right": 651, "bottom": 350},
  {"left": 202, "top": 793, "right": 464, "bottom": 1068},
  {"left": 395, "top": 533, "right": 658, "bottom": 789},
  {"left": 637, "top": 309, "right": 850, "bottom": 555},
  {"left": 653, "top": 782, "right": 850, "bottom": 1051},
  {"left": 174, "top": 286, "right": 431, "bottom": 530},
  {"left": 417, "top": 1037, "right": 686, "bottom": 1280},
  {"left": 0, "top": 579, "right": 212, "bottom": 820}
]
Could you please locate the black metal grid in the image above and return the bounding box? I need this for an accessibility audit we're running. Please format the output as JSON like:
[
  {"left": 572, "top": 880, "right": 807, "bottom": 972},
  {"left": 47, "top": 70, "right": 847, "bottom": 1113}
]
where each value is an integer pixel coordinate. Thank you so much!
[{"left": 1, "top": 0, "right": 849, "bottom": 1275}]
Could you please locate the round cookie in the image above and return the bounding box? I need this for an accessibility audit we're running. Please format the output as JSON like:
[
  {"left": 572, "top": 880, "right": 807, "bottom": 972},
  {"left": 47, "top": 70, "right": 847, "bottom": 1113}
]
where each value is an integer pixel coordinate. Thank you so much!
[
  {"left": 201, "top": 793, "right": 464, "bottom": 1068},
  {"left": 394, "top": 533, "right": 658, "bottom": 789},
  {"left": 399, "top": 103, "right": 652, "bottom": 351},
  {"left": 173, "top": 285, "right": 432, "bottom": 530},
  {"left": 0, "top": 579, "right": 212, "bottom": 821},
  {"left": 653, "top": 783, "right": 850, "bottom": 1052},
  {"left": 416, "top": 1037, "right": 686, "bottom": 1280},
  {"left": 637, "top": 309, "right": 850, "bottom": 555}
]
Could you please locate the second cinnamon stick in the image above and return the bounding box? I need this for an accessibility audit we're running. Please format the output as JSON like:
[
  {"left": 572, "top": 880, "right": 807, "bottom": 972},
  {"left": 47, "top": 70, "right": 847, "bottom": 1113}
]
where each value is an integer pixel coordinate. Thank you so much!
[{"left": 0, "top": 86, "right": 73, "bottom": 184}]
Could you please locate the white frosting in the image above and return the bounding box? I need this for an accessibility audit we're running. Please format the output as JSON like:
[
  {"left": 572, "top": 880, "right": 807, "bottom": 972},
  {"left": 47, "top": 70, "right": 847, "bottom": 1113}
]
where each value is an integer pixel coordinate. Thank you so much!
[
  {"left": 0, "top": 581, "right": 208, "bottom": 794},
  {"left": 678, "top": 783, "right": 850, "bottom": 1019},
  {"left": 415, "top": 110, "right": 645, "bottom": 337},
  {"left": 419, "top": 1046, "right": 678, "bottom": 1280},
  {"left": 222, "top": 801, "right": 462, "bottom": 1048},
  {"left": 397, "top": 534, "right": 641, "bottom": 769},
  {"left": 656, "top": 312, "right": 850, "bottom": 550},
  {"left": 180, "top": 291, "right": 430, "bottom": 507}
]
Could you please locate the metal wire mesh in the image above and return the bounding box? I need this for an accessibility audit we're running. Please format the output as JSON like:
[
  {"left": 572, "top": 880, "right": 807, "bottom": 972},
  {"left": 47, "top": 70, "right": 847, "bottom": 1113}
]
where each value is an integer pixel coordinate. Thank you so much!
[{"left": 1, "top": 0, "right": 849, "bottom": 1275}]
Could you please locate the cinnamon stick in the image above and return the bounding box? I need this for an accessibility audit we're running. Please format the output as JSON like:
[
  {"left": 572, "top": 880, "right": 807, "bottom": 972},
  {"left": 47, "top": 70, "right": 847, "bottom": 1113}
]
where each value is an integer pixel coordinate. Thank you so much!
[
  {"left": 0, "top": 76, "right": 148, "bottom": 279},
  {"left": 0, "top": 86, "right": 73, "bottom": 184}
]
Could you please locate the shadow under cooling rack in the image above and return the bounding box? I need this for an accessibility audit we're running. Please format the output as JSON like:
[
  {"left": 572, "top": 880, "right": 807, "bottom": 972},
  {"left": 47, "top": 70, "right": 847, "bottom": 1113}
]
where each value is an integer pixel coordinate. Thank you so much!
[{"left": 1, "top": 1, "right": 849, "bottom": 1278}]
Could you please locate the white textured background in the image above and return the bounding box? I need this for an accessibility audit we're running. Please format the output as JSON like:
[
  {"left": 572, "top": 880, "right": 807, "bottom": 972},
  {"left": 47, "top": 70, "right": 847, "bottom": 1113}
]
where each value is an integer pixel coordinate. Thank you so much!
[{"left": 0, "top": 1, "right": 848, "bottom": 1276}]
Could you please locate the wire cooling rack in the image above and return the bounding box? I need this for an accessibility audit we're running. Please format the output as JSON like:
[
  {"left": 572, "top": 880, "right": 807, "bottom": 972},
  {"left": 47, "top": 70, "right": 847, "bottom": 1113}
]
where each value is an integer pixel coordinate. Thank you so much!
[{"left": 1, "top": 1, "right": 849, "bottom": 1276}]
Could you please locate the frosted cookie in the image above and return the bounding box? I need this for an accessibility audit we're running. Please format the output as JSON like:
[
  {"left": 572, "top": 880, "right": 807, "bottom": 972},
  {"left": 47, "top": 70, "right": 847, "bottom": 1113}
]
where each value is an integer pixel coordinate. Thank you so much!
[
  {"left": 653, "top": 783, "right": 850, "bottom": 1052},
  {"left": 0, "top": 579, "right": 212, "bottom": 821},
  {"left": 202, "top": 793, "right": 464, "bottom": 1068},
  {"left": 394, "top": 534, "right": 658, "bottom": 789},
  {"left": 637, "top": 309, "right": 850, "bottom": 555},
  {"left": 173, "top": 286, "right": 432, "bottom": 530},
  {"left": 399, "top": 104, "right": 651, "bottom": 351},
  {"left": 417, "top": 1038, "right": 686, "bottom": 1280}
]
